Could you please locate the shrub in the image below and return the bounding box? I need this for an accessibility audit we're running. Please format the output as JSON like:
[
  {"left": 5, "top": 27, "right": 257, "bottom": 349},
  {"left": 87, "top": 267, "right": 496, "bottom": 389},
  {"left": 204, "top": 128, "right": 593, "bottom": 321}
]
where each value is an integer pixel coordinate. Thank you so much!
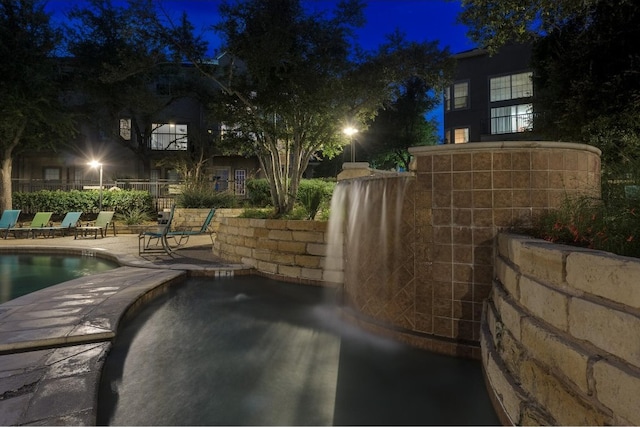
[
  {"left": 297, "top": 179, "right": 335, "bottom": 220},
  {"left": 12, "top": 189, "right": 153, "bottom": 215},
  {"left": 246, "top": 179, "right": 272, "bottom": 208},
  {"left": 177, "top": 188, "right": 238, "bottom": 208}
]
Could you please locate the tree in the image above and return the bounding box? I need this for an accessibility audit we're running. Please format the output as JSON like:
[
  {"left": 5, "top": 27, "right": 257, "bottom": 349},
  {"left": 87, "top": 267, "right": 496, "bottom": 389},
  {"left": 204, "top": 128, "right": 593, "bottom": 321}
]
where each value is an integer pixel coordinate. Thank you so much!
[
  {"left": 531, "top": 0, "right": 640, "bottom": 164},
  {"left": 65, "top": 0, "right": 209, "bottom": 177},
  {"left": 206, "top": 0, "right": 453, "bottom": 215},
  {"left": 457, "top": 0, "right": 597, "bottom": 53},
  {"left": 362, "top": 76, "right": 439, "bottom": 171},
  {"left": 0, "top": 0, "right": 75, "bottom": 210},
  {"left": 460, "top": 0, "right": 640, "bottom": 164}
]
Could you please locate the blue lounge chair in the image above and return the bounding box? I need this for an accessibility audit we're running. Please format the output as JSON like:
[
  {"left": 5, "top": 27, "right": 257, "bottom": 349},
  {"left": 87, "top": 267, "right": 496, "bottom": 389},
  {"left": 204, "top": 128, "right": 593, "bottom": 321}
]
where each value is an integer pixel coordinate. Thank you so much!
[
  {"left": 0, "top": 210, "right": 21, "bottom": 238},
  {"left": 139, "top": 205, "right": 175, "bottom": 255},
  {"left": 167, "top": 208, "right": 216, "bottom": 247},
  {"left": 5, "top": 212, "right": 52, "bottom": 239},
  {"left": 33, "top": 211, "right": 82, "bottom": 238}
]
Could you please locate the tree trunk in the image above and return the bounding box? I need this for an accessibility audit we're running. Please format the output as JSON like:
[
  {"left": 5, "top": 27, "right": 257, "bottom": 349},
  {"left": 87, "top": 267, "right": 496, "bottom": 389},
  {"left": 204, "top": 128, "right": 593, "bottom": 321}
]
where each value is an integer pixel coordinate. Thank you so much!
[{"left": 0, "top": 156, "right": 13, "bottom": 211}]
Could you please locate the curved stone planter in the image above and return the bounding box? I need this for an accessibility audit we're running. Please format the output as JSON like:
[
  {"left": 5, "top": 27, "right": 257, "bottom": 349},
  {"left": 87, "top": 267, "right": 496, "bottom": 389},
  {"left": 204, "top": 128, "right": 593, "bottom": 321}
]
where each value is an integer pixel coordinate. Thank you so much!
[{"left": 484, "top": 233, "right": 640, "bottom": 425}]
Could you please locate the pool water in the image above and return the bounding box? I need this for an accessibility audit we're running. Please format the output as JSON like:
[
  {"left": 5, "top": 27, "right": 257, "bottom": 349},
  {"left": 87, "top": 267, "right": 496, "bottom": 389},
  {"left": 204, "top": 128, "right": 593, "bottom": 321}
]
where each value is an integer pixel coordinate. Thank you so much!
[
  {"left": 98, "top": 276, "right": 499, "bottom": 426},
  {"left": 0, "top": 254, "right": 118, "bottom": 304}
]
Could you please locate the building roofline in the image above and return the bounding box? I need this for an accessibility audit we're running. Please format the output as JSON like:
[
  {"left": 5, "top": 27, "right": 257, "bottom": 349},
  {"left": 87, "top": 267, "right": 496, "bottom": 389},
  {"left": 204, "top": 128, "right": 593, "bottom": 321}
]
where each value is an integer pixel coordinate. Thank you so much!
[{"left": 453, "top": 47, "right": 489, "bottom": 59}]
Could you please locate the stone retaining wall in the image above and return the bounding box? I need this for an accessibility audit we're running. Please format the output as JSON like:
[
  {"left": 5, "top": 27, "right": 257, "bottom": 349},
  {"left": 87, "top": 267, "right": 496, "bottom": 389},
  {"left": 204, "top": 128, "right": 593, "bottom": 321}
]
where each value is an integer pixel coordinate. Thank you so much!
[
  {"left": 212, "top": 217, "right": 333, "bottom": 285},
  {"left": 482, "top": 233, "right": 640, "bottom": 425}
]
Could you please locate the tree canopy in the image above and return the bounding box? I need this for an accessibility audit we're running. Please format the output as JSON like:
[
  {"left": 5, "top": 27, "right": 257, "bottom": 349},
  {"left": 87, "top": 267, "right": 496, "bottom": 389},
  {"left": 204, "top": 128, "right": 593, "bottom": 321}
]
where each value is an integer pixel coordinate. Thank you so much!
[
  {"left": 65, "top": 0, "right": 210, "bottom": 176},
  {"left": 362, "top": 76, "right": 439, "bottom": 171},
  {"left": 208, "top": 0, "right": 453, "bottom": 214},
  {"left": 0, "top": 0, "right": 74, "bottom": 210}
]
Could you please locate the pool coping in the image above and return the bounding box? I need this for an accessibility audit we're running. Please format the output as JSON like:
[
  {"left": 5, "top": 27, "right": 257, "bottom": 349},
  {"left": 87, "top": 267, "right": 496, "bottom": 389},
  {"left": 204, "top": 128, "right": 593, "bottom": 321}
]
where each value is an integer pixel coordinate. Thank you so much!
[{"left": 0, "top": 245, "right": 252, "bottom": 425}]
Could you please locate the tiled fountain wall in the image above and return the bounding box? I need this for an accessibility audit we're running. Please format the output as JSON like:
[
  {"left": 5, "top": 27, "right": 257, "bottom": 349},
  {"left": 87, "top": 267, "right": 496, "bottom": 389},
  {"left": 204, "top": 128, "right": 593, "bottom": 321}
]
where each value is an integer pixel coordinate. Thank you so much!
[{"left": 338, "top": 141, "right": 601, "bottom": 358}]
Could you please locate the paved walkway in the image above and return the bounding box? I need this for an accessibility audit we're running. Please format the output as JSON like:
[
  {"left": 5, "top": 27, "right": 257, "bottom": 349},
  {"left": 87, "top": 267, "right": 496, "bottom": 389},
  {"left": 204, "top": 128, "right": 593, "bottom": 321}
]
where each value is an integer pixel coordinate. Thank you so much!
[{"left": 0, "top": 233, "right": 251, "bottom": 425}]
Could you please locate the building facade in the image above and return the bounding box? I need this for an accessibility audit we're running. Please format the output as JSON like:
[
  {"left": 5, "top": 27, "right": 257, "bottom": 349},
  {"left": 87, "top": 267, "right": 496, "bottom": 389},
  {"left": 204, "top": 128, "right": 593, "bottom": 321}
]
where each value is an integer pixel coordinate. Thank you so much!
[
  {"left": 12, "top": 55, "right": 261, "bottom": 197},
  {"left": 443, "top": 43, "right": 536, "bottom": 144}
]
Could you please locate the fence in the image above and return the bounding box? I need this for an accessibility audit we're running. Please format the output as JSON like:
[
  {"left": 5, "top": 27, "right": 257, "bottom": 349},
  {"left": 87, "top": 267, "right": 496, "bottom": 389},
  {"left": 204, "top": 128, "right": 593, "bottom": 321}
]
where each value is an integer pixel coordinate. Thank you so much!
[{"left": 11, "top": 178, "right": 245, "bottom": 211}]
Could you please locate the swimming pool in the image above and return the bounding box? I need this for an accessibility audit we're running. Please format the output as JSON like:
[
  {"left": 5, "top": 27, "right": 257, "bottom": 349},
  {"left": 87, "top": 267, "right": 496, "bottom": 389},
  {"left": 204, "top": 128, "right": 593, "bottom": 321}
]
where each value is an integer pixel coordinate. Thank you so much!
[
  {"left": 98, "top": 275, "right": 499, "bottom": 425},
  {"left": 0, "top": 254, "right": 118, "bottom": 304}
]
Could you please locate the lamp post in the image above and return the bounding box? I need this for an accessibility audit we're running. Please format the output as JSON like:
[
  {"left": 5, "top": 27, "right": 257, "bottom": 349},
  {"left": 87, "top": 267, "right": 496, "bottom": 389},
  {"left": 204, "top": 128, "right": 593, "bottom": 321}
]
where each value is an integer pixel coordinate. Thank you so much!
[
  {"left": 343, "top": 126, "right": 358, "bottom": 162},
  {"left": 89, "top": 160, "right": 103, "bottom": 211}
]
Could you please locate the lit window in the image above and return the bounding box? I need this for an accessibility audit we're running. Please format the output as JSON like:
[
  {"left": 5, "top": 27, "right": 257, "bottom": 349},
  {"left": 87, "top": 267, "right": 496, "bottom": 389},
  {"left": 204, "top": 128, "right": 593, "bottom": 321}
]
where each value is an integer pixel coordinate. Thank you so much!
[
  {"left": 454, "top": 128, "right": 469, "bottom": 144},
  {"left": 151, "top": 123, "right": 188, "bottom": 150},
  {"left": 119, "top": 118, "right": 131, "bottom": 140},
  {"left": 445, "top": 82, "right": 469, "bottom": 111},
  {"left": 490, "top": 72, "right": 533, "bottom": 102},
  {"left": 453, "top": 82, "right": 469, "bottom": 109},
  {"left": 490, "top": 104, "right": 533, "bottom": 134}
]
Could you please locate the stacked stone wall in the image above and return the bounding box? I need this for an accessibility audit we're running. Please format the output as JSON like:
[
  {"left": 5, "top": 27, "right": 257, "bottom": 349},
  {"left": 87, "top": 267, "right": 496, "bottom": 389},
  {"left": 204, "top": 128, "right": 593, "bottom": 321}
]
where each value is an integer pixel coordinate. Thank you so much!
[
  {"left": 212, "top": 217, "right": 334, "bottom": 285},
  {"left": 483, "top": 233, "right": 640, "bottom": 425}
]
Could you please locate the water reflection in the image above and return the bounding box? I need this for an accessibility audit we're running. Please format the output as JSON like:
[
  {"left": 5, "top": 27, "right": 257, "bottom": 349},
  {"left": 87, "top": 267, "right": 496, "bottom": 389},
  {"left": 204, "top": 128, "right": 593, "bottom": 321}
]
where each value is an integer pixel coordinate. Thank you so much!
[{"left": 98, "top": 276, "right": 499, "bottom": 426}]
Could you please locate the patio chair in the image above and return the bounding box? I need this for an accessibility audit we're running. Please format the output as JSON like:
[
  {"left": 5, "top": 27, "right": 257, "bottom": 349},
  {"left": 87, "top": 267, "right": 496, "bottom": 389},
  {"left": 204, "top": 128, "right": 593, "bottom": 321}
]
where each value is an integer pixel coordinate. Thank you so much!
[
  {"left": 75, "top": 211, "right": 116, "bottom": 239},
  {"left": 32, "top": 211, "right": 82, "bottom": 238},
  {"left": 138, "top": 205, "right": 175, "bottom": 256},
  {"left": 4, "top": 212, "right": 52, "bottom": 239},
  {"left": 166, "top": 208, "right": 216, "bottom": 248},
  {"left": 0, "top": 210, "right": 21, "bottom": 238}
]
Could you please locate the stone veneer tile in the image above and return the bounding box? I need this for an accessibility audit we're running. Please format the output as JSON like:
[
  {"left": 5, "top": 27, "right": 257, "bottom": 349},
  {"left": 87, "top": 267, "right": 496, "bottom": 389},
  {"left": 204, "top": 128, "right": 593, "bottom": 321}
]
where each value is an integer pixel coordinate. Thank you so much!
[
  {"left": 415, "top": 190, "right": 432, "bottom": 209},
  {"left": 453, "top": 245, "right": 473, "bottom": 263},
  {"left": 532, "top": 151, "right": 549, "bottom": 170},
  {"left": 454, "top": 319, "right": 475, "bottom": 340},
  {"left": 513, "top": 190, "right": 532, "bottom": 207},
  {"left": 433, "top": 227, "right": 452, "bottom": 244},
  {"left": 549, "top": 153, "right": 564, "bottom": 170},
  {"left": 415, "top": 312, "right": 433, "bottom": 333},
  {"left": 473, "top": 171, "right": 492, "bottom": 189},
  {"left": 433, "top": 316, "right": 453, "bottom": 337},
  {"left": 433, "top": 298, "right": 453, "bottom": 317},
  {"left": 453, "top": 191, "right": 473, "bottom": 208},
  {"left": 433, "top": 281, "right": 453, "bottom": 299},
  {"left": 452, "top": 153, "right": 472, "bottom": 171},
  {"left": 473, "top": 209, "right": 493, "bottom": 227},
  {"left": 493, "top": 171, "right": 512, "bottom": 188},
  {"left": 531, "top": 171, "right": 549, "bottom": 188},
  {"left": 453, "top": 263, "right": 473, "bottom": 282},
  {"left": 417, "top": 155, "right": 432, "bottom": 172},
  {"left": 472, "top": 227, "right": 494, "bottom": 245},
  {"left": 513, "top": 171, "right": 531, "bottom": 188},
  {"left": 512, "top": 152, "right": 531, "bottom": 170},
  {"left": 532, "top": 190, "right": 549, "bottom": 207},
  {"left": 453, "top": 172, "right": 472, "bottom": 190},
  {"left": 474, "top": 265, "right": 494, "bottom": 286},
  {"left": 472, "top": 152, "right": 492, "bottom": 170},
  {"left": 416, "top": 173, "right": 433, "bottom": 191},
  {"left": 564, "top": 151, "right": 579, "bottom": 169},
  {"left": 452, "top": 227, "right": 472, "bottom": 244},
  {"left": 453, "top": 209, "right": 472, "bottom": 226},
  {"left": 474, "top": 283, "right": 492, "bottom": 302},
  {"left": 433, "top": 262, "right": 453, "bottom": 281},
  {"left": 474, "top": 246, "right": 494, "bottom": 266},
  {"left": 433, "top": 190, "right": 452, "bottom": 208},
  {"left": 433, "top": 154, "right": 452, "bottom": 172},
  {"left": 415, "top": 209, "right": 432, "bottom": 227},
  {"left": 433, "top": 244, "right": 452, "bottom": 262},
  {"left": 453, "top": 282, "right": 473, "bottom": 300},
  {"left": 494, "top": 208, "right": 513, "bottom": 226},
  {"left": 433, "top": 173, "right": 452, "bottom": 191},
  {"left": 432, "top": 208, "right": 452, "bottom": 225},
  {"left": 473, "top": 190, "right": 493, "bottom": 209},
  {"left": 494, "top": 190, "right": 513, "bottom": 208},
  {"left": 493, "top": 152, "right": 512, "bottom": 170}
]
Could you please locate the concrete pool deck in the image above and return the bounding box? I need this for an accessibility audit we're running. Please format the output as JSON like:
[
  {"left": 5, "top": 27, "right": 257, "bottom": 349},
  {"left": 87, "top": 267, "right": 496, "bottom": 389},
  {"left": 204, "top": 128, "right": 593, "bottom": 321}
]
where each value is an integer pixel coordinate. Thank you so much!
[{"left": 0, "top": 234, "right": 251, "bottom": 425}]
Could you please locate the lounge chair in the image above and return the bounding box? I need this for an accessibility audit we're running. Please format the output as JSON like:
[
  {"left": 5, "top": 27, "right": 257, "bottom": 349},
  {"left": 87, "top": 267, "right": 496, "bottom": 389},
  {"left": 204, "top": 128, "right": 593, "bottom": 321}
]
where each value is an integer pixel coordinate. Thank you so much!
[
  {"left": 32, "top": 211, "right": 82, "bottom": 238},
  {"left": 166, "top": 208, "right": 216, "bottom": 247},
  {"left": 75, "top": 211, "right": 116, "bottom": 239},
  {"left": 138, "top": 205, "right": 175, "bottom": 255},
  {"left": 4, "top": 212, "right": 52, "bottom": 239},
  {"left": 0, "top": 210, "right": 21, "bottom": 238}
]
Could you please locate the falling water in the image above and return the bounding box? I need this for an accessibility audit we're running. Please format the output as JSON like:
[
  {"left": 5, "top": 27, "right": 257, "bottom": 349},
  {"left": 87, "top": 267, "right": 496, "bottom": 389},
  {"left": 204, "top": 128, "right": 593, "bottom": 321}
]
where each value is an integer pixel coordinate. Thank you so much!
[{"left": 325, "top": 174, "right": 414, "bottom": 318}]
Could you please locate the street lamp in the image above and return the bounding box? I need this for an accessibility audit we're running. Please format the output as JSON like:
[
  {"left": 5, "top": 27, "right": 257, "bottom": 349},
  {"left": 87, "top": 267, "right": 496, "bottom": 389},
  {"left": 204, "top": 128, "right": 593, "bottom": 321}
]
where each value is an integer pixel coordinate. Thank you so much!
[
  {"left": 343, "top": 126, "right": 358, "bottom": 162},
  {"left": 88, "top": 160, "right": 103, "bottom": 211}
]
